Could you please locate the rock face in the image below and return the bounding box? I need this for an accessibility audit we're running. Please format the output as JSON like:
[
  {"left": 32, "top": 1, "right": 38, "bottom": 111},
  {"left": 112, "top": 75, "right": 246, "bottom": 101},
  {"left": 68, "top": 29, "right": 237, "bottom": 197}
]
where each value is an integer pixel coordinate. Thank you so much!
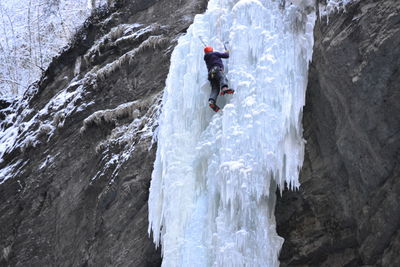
[
  {"left": 1, "top": 0, "right": 399, "bottom": 266},
  {"left": 277, "top": 0, "right": 400, "bottom": 266},
  {"left": 0, "top": 0, "right": 207, "bottom": 266}
]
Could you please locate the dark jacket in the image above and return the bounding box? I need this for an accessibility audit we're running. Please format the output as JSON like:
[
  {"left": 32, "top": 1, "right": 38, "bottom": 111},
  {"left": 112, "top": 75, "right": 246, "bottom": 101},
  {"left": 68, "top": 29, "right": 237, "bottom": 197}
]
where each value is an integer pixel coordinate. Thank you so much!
[{"left": 204, "top": 51, "right": 229, "bottom": 72}]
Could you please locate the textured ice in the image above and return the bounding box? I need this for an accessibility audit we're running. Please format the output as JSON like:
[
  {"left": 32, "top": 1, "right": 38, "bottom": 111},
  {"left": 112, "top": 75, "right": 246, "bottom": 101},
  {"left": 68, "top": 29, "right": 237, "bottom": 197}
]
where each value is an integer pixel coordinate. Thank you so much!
[{"left": 148, "top": 0, "right": 315, "bottom": 266}]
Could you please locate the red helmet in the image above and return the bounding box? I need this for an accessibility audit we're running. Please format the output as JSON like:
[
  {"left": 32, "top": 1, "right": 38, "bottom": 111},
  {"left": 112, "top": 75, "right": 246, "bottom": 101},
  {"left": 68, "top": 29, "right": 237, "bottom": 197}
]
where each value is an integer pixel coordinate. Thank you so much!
[{"left": 204, "top": 46, "right": 213, "bottom": 53}]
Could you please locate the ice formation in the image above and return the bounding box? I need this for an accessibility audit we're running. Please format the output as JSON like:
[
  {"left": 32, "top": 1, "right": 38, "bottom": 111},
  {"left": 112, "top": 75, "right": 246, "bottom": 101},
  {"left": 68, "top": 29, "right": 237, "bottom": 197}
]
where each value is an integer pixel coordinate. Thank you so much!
[{"left": 148, "top": 0, "right": 315, "bottom": 266}]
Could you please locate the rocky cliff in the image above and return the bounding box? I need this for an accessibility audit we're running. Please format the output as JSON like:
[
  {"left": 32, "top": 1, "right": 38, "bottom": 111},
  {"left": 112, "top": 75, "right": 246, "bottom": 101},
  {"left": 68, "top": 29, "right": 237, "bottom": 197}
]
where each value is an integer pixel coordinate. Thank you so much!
[
  {"left": 0, "top": 0, "right": 399, "bottom": 266},
  {"left": 277, "top": 0, "right": 400, "bottom": 266},
  {"left": 0, "top": 0, "right": 206, "bottom": 266}
]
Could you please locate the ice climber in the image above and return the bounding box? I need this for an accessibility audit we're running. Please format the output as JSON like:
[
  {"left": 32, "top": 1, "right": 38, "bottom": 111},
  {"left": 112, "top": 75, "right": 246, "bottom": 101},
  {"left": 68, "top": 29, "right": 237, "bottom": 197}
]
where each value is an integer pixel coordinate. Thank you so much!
[{"left": 203, "top": 46, "right": 234, "bottom": 112}]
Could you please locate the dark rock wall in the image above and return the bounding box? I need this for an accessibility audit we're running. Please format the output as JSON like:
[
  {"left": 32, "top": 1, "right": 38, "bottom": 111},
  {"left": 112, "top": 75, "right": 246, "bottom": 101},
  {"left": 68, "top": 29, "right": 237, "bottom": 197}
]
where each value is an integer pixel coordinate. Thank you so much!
[
  {"left": 0, "top": 0, "right": 207, "bottom": 266},
  {"left": 277, "top": 0, "right": 400, "bottom": 266}
]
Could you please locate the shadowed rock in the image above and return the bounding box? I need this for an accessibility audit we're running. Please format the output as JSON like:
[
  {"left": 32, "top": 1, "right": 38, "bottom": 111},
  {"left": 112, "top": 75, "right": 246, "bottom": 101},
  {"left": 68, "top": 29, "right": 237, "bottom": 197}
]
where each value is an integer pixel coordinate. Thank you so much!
[{"left": 277, "top": 0, "right": 400, "bottom": 266}]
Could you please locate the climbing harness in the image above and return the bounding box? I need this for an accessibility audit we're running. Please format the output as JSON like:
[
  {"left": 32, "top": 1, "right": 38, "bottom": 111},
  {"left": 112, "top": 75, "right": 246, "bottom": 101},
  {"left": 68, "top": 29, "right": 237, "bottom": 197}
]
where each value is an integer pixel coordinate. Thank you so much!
[{"left": 208, "top": 66, "right": 220, "bottom": 79}]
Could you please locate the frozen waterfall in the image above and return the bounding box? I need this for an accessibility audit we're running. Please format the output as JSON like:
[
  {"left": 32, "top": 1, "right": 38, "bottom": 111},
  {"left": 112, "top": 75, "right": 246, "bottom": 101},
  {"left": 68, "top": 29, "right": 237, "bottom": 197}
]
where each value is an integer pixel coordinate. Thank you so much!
[{"left": 148, "top": 0, "right": 315, "bottom": 266}]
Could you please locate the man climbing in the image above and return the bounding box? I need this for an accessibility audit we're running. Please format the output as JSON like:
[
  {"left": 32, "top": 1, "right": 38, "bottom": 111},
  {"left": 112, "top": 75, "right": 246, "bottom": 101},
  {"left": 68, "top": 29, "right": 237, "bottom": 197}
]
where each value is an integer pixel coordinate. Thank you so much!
[{"left": 203, "top": 46, "right": 234, "bottom": 112}]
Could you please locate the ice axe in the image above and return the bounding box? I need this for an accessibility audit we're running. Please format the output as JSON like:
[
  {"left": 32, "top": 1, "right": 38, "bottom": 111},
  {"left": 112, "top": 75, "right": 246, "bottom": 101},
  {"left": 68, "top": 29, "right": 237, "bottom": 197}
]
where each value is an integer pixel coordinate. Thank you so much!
[
  {"left": 198, "top": 36, "right": 207, "bottom": 47},
  {"left": 223, "top": 41, "right": 229, "bottom": 51}
]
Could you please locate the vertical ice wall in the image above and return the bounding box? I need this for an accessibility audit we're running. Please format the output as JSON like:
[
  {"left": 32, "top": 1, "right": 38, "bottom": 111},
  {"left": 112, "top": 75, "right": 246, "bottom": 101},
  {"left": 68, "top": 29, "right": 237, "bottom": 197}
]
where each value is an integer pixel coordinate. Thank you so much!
[{"left": 148, "top": 0, "right": 315, "bottom": 266}]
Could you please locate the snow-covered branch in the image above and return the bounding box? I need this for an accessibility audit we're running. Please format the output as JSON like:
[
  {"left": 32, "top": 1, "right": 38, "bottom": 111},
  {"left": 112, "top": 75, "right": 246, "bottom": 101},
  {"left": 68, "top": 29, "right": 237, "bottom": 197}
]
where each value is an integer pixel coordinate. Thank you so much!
[{"left": 0, "top": 0, "right": 109, "bottom": 100}]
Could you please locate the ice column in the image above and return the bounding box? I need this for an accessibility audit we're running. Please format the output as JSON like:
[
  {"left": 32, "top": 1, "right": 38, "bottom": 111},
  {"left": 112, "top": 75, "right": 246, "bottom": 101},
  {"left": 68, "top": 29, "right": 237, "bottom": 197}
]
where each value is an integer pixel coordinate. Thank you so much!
[{"left": 148, "top": 0, "right": 315, "bottom": 266}]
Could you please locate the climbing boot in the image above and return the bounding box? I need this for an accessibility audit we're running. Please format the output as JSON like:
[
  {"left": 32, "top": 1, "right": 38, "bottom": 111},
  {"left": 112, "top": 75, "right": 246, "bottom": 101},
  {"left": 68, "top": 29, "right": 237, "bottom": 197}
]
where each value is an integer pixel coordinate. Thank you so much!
[
  {"left": 208, "top": 99, "right": 220, "bottom": 112},
  {"left": 220, "top": 87, "right": 235, "bottom": 96}
]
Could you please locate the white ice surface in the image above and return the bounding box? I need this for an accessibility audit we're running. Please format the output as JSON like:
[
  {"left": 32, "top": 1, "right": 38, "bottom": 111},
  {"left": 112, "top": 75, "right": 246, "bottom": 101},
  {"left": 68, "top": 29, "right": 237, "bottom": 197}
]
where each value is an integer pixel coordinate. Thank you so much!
[{"left": 148, "top": 0, "right": 315, "bottom": 266}]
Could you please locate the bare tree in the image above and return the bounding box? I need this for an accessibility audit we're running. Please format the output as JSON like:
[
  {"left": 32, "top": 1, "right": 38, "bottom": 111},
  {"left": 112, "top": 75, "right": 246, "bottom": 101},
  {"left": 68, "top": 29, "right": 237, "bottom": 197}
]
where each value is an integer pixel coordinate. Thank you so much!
[{"left": 0, "top": 0, "right": 109, "bottom": 98}]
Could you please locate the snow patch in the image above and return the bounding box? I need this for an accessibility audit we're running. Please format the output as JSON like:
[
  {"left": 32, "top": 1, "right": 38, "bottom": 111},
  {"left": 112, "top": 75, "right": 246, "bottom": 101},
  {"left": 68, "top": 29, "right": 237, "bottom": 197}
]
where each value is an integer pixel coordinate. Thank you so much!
[
  {"left": 319, "top": 0, "right": 357, "bottom": 18},
  {"left": 39, "top": 155, "right": 55, "bottom": 170},
  {"left": 1, "top": 70, "right": 87, "bottom": 166},
  {"left": 0, "top": 159, "right": 24, "bottom": 184},
  {"left": 90, "top": 93, "right": 162, "bottom": 182}
]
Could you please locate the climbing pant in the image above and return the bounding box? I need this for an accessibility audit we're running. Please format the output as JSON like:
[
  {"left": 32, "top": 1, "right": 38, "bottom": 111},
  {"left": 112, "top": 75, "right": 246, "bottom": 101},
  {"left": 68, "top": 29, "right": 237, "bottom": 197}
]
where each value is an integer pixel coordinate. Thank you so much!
[{"left": 208, "top": 66, "right": 228, "bottom": 102}]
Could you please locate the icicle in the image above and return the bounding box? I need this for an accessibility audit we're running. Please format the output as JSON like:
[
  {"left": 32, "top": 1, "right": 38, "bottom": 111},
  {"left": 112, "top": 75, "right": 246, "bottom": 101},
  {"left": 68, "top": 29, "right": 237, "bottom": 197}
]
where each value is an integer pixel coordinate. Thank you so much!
[{"left": 148, "top": 0, "right": 316, "bottom": 266}]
